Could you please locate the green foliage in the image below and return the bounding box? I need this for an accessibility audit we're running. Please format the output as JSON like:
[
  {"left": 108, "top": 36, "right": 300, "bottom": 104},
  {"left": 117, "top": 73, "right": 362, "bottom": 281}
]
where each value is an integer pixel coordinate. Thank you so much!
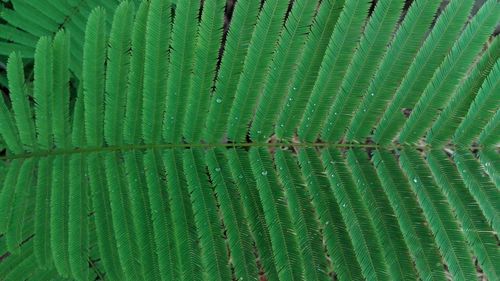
[{"left": 0, "top": 0, "right": 498, "bottom": 280}]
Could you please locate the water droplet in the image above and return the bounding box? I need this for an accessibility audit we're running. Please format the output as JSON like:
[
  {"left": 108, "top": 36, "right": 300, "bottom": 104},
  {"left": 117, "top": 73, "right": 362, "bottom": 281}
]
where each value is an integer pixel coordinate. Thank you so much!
[
  {"left": 257, "top": 130, "right": 262, "bottom": 134},
  {"left": 293, "top": 87, "right": 297, "bottom": 90},
  {"left": 261, "top": 170, "right": 268, "bottom": 176},
  {"left": 413, "top": 178, "right": 418, "bottom": 183},
  {"left": 325, "top": 221, "right": 329, "bottom": 225},
  {"left": 215, "top": 167, "right": 221, "bottom": 172},
  {"left": 216, "top": 98, "right": 222, "bottom": 104},
  {"left": 370, "top": 93, "right": 375, "bottom": 96},
  {"left": 279, "top": 124, "right": 284, "bottom": 128},
  {"left": 342, "top": 203, "right": 346, "bottom": 208},
  {"left": 334, "top": 112, "right": 338, "bottom": 115}
]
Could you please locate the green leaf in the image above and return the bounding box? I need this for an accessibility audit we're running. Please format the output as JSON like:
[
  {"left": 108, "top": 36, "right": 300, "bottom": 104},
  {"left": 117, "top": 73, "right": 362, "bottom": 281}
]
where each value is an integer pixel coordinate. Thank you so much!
[{"left": 1, "top": 1, "right": 498, "bottom": 280}]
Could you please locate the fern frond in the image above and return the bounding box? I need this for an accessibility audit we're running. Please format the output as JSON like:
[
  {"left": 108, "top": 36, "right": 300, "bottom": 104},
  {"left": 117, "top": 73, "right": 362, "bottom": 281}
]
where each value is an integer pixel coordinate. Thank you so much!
[
  {"left": 163, "top": 0, "right": 200, "bottom": 143},
  {"left": 427, "top": 150, "right": 500, "bottom": 281},
  {"left": 87, "top": 152, "right": 124, "bottom": 281},
  {"left": 0, "top": 0, "right": 123, "bottom": 77},
  {"left": 66, "top": 93, "right": 88, "bottom": 279},
  {"left": 68, "top": 153, "right": 89, "bottom": 281},
  {"left": 249, "top": 147, "right": 303, "bottom": 281},
  {"left": 346, "top": 0, "right": 443, "bottom": 141},
  {"left": 51, "top": 30, "right": 71, "bottom": 149},
  {"left": 374, "top": 0, "right": 475, "bottom": 144},
  {"left": 83, "top": 8, "right": 107, "bottom": 147},
  {"left": 33, "top": 37, "right": 53, "bottom": 150},
  {"left": 183, "top": 148, "right": 231, "bottom": 281},
  {"left": 123, "top": 0, "right": 149, "bottom": 145},
  {"left": 346, "top": 149, "right": 416, "bottom": 281},
  {"left": 124, "top": 151, "right": 162, "bottom": 280},
  {"left": 399, "top": 0, "right": 500, "bottom": 143},
  {"left": 0, "top": 92, "right": 23, "bottom": 154},
  {"left": 453, "top": 60, "right": 500, "bottom": 146},
  {"left": 275, "top": 149, "right": 329, "bottom": 281},
  {"left": 226, "top": 148, "right": 280, "bottom": 280},
  {"left": 163, "top": 149, "right": 201, "bottom": 281},
  {"left": 297, "top": 148, "right": 362, "bottom": 281},
  {"left": 203, "top": 0, "right": 261, "bottom": 143},
  {"left": 226, "top": 0, "right": 289, "bottom": 142},
  {"left": 183, "top": 0, "right": 225, "bottom": 143},
  {"left": 250, "top": 0, "right": 320, "bottom": 141},
  {"left": 276, "top": 0, "right": 345, "bottom": 140},
  {"left": 104, "top": 1, "right": 134, "bottom": 146},
  {"left": 143, "top": 149, "right": 177, "bottom": 280},
  {"left": 104, "top": 152, "right": 141, "bottom": 280},
  {"left": 7, "top": 52, "right": 36, "bottom": 151},
  {"left": 206, "top": 148, "right": 259, "bottom": 281},
  {"left": 372, "top": 150, "right": 446, "bottom": 280},
  {"left": 33, "top": 156, "right": 53, "bottom": 269},
  {"left": 399, "top": 149, "right": 477, "bottom": 281},
  {"left": 427, "top": 36, "right": 499, "bottom": 146},
  {"left": 298, "top": 0, "right": 371, "bottom": 142},
  {"left": 321, "top": 0, "right": 405, "bottom": 143},
  {"left": 453, "top": 149, "right": 500, "bottom": 233},
  {"left": 4, "top": 158, "right": 35, "bottom": 255},
  {"left": 141, "top": 0, "right": 171, "bottom": 144},
  {"left": 321, "top": 148, "right": 389, "bottom": 281},
  {"left": 0, "top": 1, "right": 497, "bottom": 279},
  {"left": 50, "top": 154, "right": 72, "bottom": 277}
]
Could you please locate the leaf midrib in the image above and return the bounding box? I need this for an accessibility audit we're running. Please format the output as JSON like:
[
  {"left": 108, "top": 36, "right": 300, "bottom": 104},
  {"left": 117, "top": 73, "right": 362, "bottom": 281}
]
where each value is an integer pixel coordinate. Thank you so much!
[{"left": 1, "top": 141, "right": 487, "bottom": 161}]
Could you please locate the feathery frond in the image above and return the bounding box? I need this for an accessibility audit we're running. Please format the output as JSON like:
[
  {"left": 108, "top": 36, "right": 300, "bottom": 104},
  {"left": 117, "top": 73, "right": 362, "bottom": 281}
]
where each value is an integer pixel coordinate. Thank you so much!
[
  {"left": 226, "top": 0, "right": 290, "bottom": 142},
  {"left": 0, "top": 1, "right": 498, "bottom": 280},
  {"left": 298, "top": 0, "right": 371, "bottom": 142},
  {"left": 321, "top": 0, "right": 405, "bottom": 143},
  {"left": 374, "top": 0, "right": 476, "bottom": 144},
  {"left": 399, "top": 0, "right": 500, "bottom": 143}
]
